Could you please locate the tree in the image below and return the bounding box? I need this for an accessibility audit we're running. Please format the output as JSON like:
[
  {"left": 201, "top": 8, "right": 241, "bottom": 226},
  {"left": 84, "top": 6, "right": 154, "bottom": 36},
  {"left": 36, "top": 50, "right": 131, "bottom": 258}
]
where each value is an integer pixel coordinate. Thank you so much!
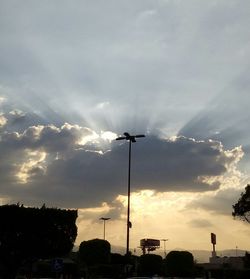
[
  {"left": 0, "top": 204, "right": 77, "bottom": 279},
  {"left": 78, "top": 238, "right": 111, "bottom": 266},
  {"left": 78, "top": 239, "right": 112, "bottom": 278},
  {"left": 138, "top": 254, "right": 163, "bottom": 276},
  {"left": 164, "top": 250, "right": 194, "bottom": 277},
  {"left": 232, "top": 184, "right": 250, "bottom": 222}
]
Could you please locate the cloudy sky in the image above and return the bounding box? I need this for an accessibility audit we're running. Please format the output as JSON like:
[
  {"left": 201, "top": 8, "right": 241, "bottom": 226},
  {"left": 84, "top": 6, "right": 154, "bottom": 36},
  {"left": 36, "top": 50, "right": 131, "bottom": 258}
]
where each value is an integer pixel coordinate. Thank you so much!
[{"left": 1, "top": 0, "right": 250, "bottom": 256}]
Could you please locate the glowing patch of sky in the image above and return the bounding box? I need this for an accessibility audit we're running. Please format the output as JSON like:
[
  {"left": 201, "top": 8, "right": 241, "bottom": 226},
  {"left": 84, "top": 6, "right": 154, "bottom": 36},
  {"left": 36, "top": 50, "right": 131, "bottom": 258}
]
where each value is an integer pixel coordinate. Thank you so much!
[{"left": 16, "top": 150, "right": 47, "bottom": 184}]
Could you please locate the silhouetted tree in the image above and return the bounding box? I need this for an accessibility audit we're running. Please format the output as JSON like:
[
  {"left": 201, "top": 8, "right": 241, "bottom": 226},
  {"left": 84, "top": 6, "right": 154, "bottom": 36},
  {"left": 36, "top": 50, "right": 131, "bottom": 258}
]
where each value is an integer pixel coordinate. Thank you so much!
[
  {"left": 111, "top": 253, "right": 127, "bottom": 265},
  {"left": 78, "top": 239, "right": 112, "bottom": 278},
  {"left": 244, "top": 252, "right": 250, "bottom": 268},
  {"left": 138, "top": 254, "right": 163, "bottom": 276},
  {"left": 164, "top": 250, "right": 194, "bottom": 277},
  {"left": 0, "top": 204, "right": 77, "bottom": 279},
  {"left": 232, "top": 184, "right": 250, "bottom": 222},
  {"left": 78, "top": 238, "right": 111, "bottom": 266}
]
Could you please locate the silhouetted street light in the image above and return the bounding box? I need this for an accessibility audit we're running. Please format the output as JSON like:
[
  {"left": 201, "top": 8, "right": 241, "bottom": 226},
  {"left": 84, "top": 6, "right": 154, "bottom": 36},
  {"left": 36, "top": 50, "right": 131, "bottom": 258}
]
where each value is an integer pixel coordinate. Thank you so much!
[
  {"left": 116, "top": 132, "right": 145, "bottom": 255},
  {"left": 161, "top": 239, "right": 169, "bottom": 257},
  {"left": 100, "top": 217, "right": 110, "bottom": 240}
]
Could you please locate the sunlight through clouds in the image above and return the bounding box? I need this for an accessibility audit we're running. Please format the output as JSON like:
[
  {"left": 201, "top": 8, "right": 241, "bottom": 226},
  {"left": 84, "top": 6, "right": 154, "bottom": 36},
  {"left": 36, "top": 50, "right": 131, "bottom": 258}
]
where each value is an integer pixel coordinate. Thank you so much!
[
  {"left": 16, "top": 150, "right": 47, "bottom": 184},
  {"left": 101, "top": 131, "right": 117, "bottom": 141},
  {"left": 0, "top": 115, "right": 7, "bottom": 127},
  {"left": 1, "top": 0, "right": 250, "bottom": 253},
  {"left": 77, "top": 130, "right": 99, "bottom": 146}
]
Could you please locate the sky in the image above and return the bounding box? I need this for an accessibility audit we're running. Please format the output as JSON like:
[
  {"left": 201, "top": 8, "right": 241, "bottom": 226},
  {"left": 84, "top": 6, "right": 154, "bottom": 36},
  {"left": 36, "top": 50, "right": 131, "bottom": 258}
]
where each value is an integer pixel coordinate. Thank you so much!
[{"left": 1, "top": 0, "right": 250, "bottom": 257}]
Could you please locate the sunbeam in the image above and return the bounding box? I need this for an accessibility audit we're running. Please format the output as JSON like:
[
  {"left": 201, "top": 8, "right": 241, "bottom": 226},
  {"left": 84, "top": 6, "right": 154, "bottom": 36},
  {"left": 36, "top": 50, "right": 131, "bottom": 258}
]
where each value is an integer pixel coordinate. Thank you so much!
[{"left": 1, "top": 0, "right": 250, "bottom": 255}]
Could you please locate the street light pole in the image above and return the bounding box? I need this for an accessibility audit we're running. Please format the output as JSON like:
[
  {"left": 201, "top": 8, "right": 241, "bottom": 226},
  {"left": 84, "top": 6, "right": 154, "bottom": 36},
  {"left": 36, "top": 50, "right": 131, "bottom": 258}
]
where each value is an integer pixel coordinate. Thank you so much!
[
  {"left": 161, "top": 239, "right": 169, "bottom": 257},
  {"left": 116, "top": 132, "right": 145, "bottom": 256},
  {"left": 127, "top": 139, "right": 132, "bottom": 256},
  {"left": 100, "top": 217, "right": 110, "bottom": 240}
]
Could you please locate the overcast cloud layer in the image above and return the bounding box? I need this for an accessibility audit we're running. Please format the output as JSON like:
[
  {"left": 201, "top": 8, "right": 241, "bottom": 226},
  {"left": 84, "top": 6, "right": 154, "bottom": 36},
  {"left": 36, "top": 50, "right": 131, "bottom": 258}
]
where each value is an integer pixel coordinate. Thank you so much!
[{"left": 0, "top": 0, "right": 250, "bottom": 231}]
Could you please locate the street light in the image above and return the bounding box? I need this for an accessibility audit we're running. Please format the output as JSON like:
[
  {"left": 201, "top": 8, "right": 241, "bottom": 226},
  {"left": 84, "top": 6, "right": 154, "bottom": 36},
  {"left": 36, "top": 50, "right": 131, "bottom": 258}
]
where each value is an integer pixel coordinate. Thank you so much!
[
  {"left": 161, "top": 239, "right": 169, "bottom": 257},
  {"left": 116, "top": 132, "right": 145, "bottom": 255},
  {"left": 100, "top": 217, "right": 110, "bottom": 240}
]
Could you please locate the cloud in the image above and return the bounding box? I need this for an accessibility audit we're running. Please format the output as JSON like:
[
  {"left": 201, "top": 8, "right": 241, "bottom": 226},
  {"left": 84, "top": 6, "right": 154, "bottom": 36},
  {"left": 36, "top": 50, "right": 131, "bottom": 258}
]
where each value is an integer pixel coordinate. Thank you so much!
[
  {"left": 187, "top": 218, "right": 213, "bottom": 228},
  {"left": 1, "top": 123, "right": 94, "bottom": 152},
  {"left": 130, "top": 136, "right": 243, "bottom": 192},
  {"left": 0, "top": 112, "right": 244, "bottom": 209},
  {"left": 0, "top": 114, "right": 7, "bottom": 127},
  {"left": 188, "top": 187, "right": 243, "bottom": 216},
  {"left": 0, "top": 96, "right": 6, "bottom": 105}
]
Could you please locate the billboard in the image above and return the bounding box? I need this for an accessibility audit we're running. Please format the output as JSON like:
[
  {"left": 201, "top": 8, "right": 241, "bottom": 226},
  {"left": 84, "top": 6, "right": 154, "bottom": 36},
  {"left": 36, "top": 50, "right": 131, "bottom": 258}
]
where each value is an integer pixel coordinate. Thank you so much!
[{"left": 140, "top": 238, "right": 160, "bottom": 247}]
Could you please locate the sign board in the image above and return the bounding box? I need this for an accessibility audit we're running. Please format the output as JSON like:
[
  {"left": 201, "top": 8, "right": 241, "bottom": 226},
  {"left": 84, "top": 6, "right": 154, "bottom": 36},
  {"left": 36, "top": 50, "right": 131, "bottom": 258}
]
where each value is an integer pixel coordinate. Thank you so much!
[
  {"left": 211, "top": 233, "right": 216, "bottom": 245},
  {"left": 140, "top": 238, "right": 160, "bottom": 247},
  {"left": 52, "top": 258, "right": 63, "bottom": 272}
]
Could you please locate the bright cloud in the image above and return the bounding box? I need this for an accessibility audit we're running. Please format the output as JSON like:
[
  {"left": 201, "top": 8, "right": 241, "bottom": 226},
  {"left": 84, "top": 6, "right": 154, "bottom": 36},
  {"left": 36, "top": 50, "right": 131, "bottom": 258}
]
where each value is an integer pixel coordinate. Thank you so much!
[
  {"left": 16, "top": 150, "right": 47, "bottom": 184},
  {"left": 0, "top": 115, "right": 7, "bottom": 127}
]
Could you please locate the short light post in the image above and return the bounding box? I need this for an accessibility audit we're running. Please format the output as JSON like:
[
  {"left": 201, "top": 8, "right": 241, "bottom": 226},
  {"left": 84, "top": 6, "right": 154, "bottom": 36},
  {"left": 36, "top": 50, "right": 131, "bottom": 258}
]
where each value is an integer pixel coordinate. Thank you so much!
[
  {"left": 116, "top": 132, "right": 145, "bottom": 256},
  {"left": 100, "top": 217, "right": 110, "bottom": 240},
  {"left": 161, "top": 239, "right": 169, "bottom": 257}
]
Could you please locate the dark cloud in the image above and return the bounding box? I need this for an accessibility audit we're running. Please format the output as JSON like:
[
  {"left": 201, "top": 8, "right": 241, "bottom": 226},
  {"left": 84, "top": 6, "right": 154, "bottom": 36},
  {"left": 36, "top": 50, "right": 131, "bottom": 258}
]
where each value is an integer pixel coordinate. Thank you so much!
[
  {"left": 1, "top": 123, "right": 92, "bottom": 152},
  {"left": 0, "top": 117, "right": 243, "bottom": 208}
]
